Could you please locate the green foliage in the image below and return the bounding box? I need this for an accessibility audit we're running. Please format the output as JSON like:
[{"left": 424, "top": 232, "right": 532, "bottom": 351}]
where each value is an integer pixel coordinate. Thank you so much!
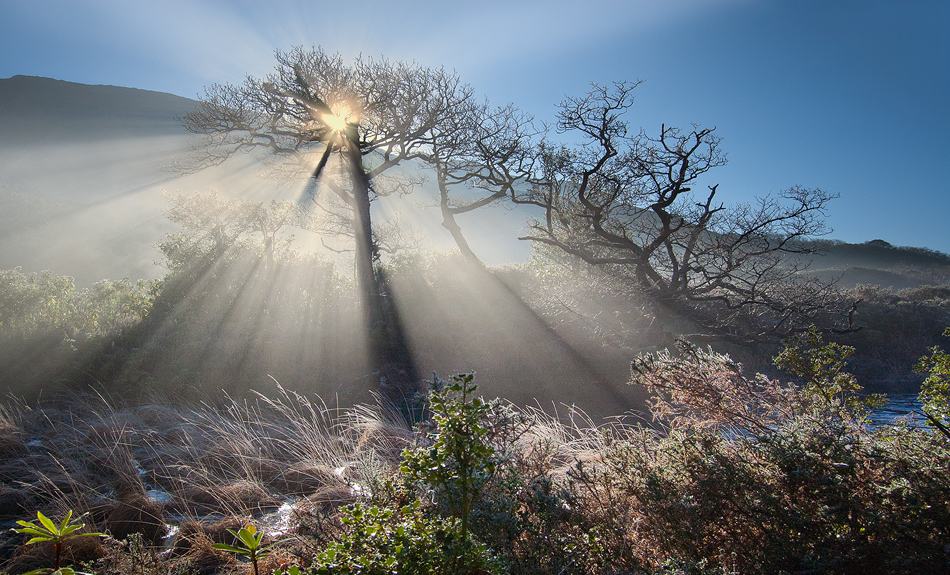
[
  {"left": 12, "top": 510, "right": 105, "bottom": 575},
  {"left": 212, "top": 523, "right": 274, "bottom": 575},
  {"left": 0, "top": 268, "right": 76, "bottom": 335},
  {"left": 774, "top": 327, "right": 859, "bottom": 397},
  {"left": 773, "top": 326, "right": 885, "bottom": 417},
  {"left": 400, "top": 373, "right": 497, "bottom": 538},
  {"left": 0, "top": 267, "right": 157, "bottom": 398},
  {"left": 311, "top": 501, "right": 503, "bottom": 575},
  {"left": 0, "top": 267, "right": 156, "bottom": 339},
  {"left": 400, "top": 375, "right": 627, "bottom": 574},
  {"left": 916, "top": 327, "right": 950, "bottom": 436}
]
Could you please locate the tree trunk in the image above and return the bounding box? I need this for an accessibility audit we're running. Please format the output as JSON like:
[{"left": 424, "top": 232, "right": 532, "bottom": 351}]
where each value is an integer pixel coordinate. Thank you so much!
[
  {"left": 344, "top": 126, "right": 383, "bottom": 332},
  {"left": 437, "top": 169, "right": 481, "bottom": 263},
  {"left": 344, "top": 125, "right": 420, "bottom": 405},
  {"left": 440, "top": 208, "right": 480, "bottom": 263}
]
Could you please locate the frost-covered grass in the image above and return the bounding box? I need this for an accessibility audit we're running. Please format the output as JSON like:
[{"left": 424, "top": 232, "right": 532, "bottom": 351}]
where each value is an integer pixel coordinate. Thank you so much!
[{"left": 0, "top": 349, "right": 948, "bottom": 574}]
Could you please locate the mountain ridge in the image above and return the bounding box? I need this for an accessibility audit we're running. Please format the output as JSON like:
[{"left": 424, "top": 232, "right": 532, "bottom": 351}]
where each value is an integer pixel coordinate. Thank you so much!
[
  {"left": 1, "top": 75, "right": 198, "bottom": 143},
  {"left": 0, "top": 75, "right": 197, "bottom": 114}
]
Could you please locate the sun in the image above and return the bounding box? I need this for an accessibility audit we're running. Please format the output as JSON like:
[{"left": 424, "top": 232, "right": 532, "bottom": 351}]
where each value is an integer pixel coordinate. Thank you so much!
[{"left": 322, "top": 111, "right": 348, "bottom": 133}]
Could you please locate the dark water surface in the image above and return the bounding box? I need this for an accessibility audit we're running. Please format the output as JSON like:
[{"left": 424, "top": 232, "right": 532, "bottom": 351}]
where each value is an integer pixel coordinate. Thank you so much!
[{"left": 867, "top": 393, "right": 924, "bottom": 428}]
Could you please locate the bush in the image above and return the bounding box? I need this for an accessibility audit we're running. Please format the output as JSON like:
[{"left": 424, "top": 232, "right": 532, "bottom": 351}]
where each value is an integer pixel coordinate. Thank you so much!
[
  {"left": 311, "top": 501, "right": 503, "bottom": 575},
  {"left": 916, "top": 327, "right": 950, "bottom": 436},
  {"left": 620, "top": 333, "right": 950, "bottom": 573},
  {"left": 400, "top": 373, "right": 497, "bottom": 538}
]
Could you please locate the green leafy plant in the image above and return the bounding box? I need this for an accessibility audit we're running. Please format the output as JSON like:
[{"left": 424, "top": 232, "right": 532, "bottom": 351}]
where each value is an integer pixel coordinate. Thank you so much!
[
  {"left": 212, "top": 523, "right": 273, "bottom": 575},
  {"left": 312, "top": 501, "right": 503, "bottom": 575},
  {"left": 401, "top": 373, "right": 497, "bottom": 538},
  {"left": 915, "top": 327, "right": 950, "bottom": 438},
  {"left": 773, "top": 326, "right": 885, "bottom": 417},
  {"left": 12, "top": 510, "right": 105, "bottom": 575}
]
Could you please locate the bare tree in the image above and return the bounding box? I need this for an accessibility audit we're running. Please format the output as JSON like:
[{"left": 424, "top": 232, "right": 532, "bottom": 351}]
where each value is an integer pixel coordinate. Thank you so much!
[
  {"left": 424, "top": 101, "right": 540, "bottom": 261},
  {"left": 517, "top": 82, "right": 845, "bottom": 341},
  {"left": 179, "top": 47, "right": 542, "bottom": 394},
  {"left": 180, "top": 48, "right": 469, "bottom": 388}
]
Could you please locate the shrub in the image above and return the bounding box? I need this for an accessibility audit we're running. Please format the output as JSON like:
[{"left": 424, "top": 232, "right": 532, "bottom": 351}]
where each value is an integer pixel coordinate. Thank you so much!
[
  {"left": 621, "top": 332, "right": 950, "bottom": 573},
  {"left": 916, "top": 327, "right": 950, "bottom": 436},
  {"left": 311, "top": 501, "right": 503, "bottom": 575},
  {"left": 400, "top": 373, "right": 497, "bottom": 538}
]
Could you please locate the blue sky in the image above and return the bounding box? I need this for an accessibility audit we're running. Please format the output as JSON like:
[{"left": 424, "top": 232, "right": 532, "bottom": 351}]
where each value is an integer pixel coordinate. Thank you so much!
[{"left": 2, "top": 0, "right": 948, "bottom": 253}]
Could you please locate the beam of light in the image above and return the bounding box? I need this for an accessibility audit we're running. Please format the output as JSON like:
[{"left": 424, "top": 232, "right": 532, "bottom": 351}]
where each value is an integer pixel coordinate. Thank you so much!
[
  {"left": 106, "top": 242, "right": 372, "bottom": 402},
  {"left": 289, "top": 156, "right": 646, "bottom": 416},
  {"left": 384, "top": 253, "right": 648, "bottom": 418},
  {"left": 0, "top": 127, "right": 294, "bottom": 285}
]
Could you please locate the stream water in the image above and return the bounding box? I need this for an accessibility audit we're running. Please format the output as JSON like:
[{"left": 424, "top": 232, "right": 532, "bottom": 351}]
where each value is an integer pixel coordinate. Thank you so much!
[{"left": 865, "top": 393, "right": 924, "bottom": 428}]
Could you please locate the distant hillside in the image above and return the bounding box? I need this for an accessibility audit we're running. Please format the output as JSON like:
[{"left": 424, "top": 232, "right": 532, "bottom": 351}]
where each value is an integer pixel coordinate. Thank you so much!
[
  {"left": 0, "top": 76, "right": 261, "bottom": 285},
  {"left": 0, "top": 75, "right": 197, "bottom": 142},
  {"left": 809, "top": 238, "right": 950, "bottom": 268},
  {"left": 796, "top": 239, "right": 950, "bottom": 290}
]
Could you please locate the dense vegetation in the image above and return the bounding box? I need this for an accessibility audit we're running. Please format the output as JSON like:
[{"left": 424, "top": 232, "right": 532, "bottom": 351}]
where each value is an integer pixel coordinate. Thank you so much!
[
  {"left": 0, "top": 332, "right": 947, "bottom": 574},
  {"left": 1, "top": 192, "right": 950, "bottom": 574}
]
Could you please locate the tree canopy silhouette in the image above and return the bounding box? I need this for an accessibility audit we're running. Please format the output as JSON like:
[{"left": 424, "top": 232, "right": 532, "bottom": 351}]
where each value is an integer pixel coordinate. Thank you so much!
[{"left": 517, "top": 82, "right": 846, "bottom": 342}]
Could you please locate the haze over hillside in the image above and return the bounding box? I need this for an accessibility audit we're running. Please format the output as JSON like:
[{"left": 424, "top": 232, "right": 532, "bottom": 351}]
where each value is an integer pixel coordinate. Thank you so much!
[
  {"left": 0, "top": 75, "right": 196, "bottom": 140},
  {"left": 0, "top": 76, "right": 533, "bottom": 284},
  {"left": 0, "top": 76, "right": 209, "bottom": 284},
  {"left": 1, "top": 76, "right": 947, "bottom": 288}
]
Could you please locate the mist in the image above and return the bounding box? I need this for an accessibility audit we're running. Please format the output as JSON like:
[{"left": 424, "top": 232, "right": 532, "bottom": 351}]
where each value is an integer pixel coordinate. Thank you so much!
[
  {"left": 0, "top": 75, "right": 652, "bottom": 418},
  {"left": 2, "top": 73, "right": 948, "bottom": 418}
]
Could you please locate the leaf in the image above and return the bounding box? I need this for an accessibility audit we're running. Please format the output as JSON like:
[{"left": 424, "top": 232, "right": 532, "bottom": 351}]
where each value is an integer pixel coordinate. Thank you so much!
[
  {"left": 58, "top": 510, "right": 74, "bottom": 533},
  {"left": 238, "top": 527, "right": 259, "bottom": 549},
  {"left": 37, "top": 512, "right": 58, "bottom": 535},
  {"left": 212, "top": 543, "right": 246, "bottom": 554},
  {"left": 26, "top": 536, "right": 53, "bottom": 545},
  {"left": 257, "top": 542, "right": 275, "bottom": 555}
]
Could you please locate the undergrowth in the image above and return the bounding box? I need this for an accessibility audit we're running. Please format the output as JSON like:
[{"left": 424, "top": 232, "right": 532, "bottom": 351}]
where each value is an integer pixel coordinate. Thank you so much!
[{"left": 0, "top": 332, "right": 948, "bottom": 574}]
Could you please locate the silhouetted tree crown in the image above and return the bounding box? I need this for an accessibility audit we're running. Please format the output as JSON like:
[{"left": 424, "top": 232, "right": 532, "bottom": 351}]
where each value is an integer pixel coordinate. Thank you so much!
[{"left": 517, "top": 82, "right": 845, "bottom": 341}]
